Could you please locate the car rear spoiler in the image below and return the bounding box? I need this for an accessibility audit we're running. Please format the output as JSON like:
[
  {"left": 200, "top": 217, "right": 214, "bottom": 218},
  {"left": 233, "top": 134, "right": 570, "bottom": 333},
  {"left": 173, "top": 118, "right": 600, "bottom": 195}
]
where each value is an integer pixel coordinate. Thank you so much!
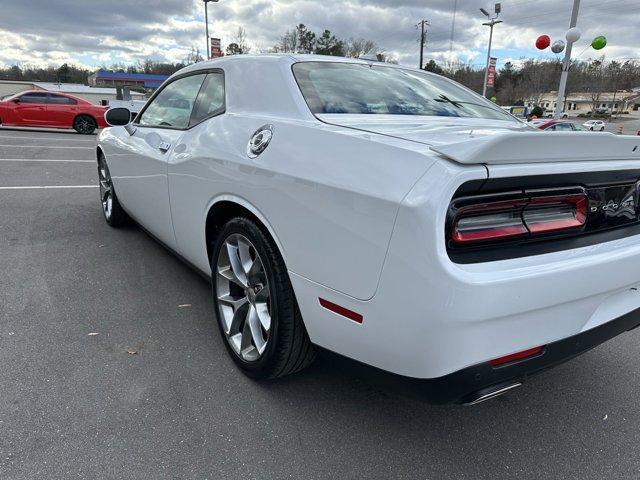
[{"left": 430, "top": 131, "right": 640, "bottom": 165}]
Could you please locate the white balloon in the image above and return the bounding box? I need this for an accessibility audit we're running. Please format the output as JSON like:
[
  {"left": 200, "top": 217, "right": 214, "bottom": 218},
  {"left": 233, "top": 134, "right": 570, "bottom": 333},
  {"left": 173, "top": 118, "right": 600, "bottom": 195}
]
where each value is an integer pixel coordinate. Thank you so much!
[
  {"left": 551, "top": 40, "right": 566, "bottom": 54},
  {"left": 566, "top": 27, "right": 582, "bottom": 43}
]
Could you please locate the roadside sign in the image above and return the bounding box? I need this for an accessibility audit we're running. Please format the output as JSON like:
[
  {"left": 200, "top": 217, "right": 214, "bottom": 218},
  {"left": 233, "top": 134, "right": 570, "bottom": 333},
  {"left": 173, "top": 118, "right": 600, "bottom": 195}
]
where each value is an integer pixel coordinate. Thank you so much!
[
  {"left": 486, "top": 57, "right": 497, "bottom": 87},
  {"left": 210, "top": 37, "right": 222, "bottom": 58}
]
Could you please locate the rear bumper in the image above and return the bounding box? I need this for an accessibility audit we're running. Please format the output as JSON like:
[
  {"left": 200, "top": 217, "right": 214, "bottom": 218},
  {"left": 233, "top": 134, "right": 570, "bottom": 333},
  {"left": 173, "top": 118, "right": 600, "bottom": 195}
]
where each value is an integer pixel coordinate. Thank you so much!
[
  {"left": 421, "top": 306, "right": 640, "bottom": 404},
  {"left": 292, "top": 160, "right": 640, "bottom": 384}
]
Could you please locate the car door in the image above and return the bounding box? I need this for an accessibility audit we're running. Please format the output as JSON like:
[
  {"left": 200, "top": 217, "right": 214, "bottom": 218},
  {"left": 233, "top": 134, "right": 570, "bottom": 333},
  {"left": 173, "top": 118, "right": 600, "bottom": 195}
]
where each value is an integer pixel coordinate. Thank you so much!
[
  {"left": 46, "top": 94, "right": 78, "bottom": 128},
  {"left": 111, "top": 73, "right": 207, "bottom": 250},
  {"left": 13, "top": 92, "right": 50, "bottom": 125},
  {"left": 166, "top": 71, "right": 226, "bottom": 266}
]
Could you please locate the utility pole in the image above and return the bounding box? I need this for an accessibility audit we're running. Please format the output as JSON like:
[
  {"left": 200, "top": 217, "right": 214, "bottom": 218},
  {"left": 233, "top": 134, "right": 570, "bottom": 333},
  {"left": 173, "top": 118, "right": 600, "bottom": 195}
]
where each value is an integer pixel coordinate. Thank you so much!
[
  {"left": 554, "top": 0, "right": 580, "bottom": 118},
  {"left": 480, "top": 4, "right": 502, "bottom": 98},
  {"left": 417, "top": 20, "right": 429, "bottom": 70}
]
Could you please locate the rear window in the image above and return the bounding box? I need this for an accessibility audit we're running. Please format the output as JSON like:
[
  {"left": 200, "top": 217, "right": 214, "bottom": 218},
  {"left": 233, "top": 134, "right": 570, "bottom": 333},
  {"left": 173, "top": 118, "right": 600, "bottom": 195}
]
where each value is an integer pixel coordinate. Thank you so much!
[{"left": 292, "top": 62, "right": 513, "bottom": 121}]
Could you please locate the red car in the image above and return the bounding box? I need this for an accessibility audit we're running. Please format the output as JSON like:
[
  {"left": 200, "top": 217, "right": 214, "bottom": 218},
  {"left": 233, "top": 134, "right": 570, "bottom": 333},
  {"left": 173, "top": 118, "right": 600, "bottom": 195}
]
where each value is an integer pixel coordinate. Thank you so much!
[
  {"left": 531, "top": 119, "right": 584, "bottom": 132},
  {"left": 0, "top": 90, "right": 108, "bottom": 134}
]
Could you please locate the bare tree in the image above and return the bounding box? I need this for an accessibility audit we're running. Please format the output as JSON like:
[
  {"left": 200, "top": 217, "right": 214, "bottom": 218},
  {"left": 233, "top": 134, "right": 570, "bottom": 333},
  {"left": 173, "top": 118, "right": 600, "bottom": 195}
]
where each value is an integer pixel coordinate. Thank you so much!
[
  {"left": 184, "top": 47, "right": 204, "bottom": 65},
  {"left": 273, "top": 29, "right": 298, "bottom": 53},
  {"left": 585, "top": 58, "right": 606, "bottom": 113},
  {"left": 345, "top": 38, "right": 378, "bottom": 58},
  {"left": 226, "top": 27, "right": 251, "bottom": 55}
]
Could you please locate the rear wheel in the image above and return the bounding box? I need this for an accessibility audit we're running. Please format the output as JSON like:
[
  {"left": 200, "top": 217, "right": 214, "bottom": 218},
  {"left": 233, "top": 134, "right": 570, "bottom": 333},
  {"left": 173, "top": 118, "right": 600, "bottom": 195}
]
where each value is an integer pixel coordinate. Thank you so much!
[
  {"left": 211, "top": 217, "right": 315, "bottom": 379},
  {"left": 98, "top": 154, "right": 129, "bottom": 227},
  {"left": 74, "top": 115, "right": 97, "bottom": 134}
]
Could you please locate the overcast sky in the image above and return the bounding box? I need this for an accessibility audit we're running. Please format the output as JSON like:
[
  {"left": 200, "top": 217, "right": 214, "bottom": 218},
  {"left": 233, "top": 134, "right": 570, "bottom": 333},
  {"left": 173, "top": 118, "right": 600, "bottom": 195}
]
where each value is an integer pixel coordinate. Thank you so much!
[{"left": 1, "top": 0, "right": 639, "bottom": 70}]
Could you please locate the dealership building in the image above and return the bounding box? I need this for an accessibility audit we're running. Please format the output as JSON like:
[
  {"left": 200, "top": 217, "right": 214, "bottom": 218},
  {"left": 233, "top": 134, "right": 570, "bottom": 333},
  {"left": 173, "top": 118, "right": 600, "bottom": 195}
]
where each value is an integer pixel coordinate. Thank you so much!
[{"left": 87, "top": 71, "right": 169, "bottom": 91}]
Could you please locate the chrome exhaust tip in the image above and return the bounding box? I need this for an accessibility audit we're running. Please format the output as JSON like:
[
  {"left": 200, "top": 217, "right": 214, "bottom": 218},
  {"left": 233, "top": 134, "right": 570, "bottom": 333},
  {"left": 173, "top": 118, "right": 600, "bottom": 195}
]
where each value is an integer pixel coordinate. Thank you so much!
[{"left": 462, "top": 382, "right": 522, "bottom": 406}]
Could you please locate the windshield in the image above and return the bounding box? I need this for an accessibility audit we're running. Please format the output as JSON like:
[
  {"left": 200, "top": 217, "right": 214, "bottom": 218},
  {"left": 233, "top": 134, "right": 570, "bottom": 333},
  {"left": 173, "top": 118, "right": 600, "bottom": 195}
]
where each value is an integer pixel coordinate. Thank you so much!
[{"left": 292, "top": 62, "right": 513, "bottom": 121}]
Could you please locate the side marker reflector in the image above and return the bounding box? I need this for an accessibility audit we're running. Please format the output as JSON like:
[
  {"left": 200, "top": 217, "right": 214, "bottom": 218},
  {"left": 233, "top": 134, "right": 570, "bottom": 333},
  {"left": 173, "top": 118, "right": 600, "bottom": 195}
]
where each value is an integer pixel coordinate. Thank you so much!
[
  {"left": 319, "top": 298, "right": 363, "bottom": 324},
  {"left": 490, "top": 346, "right": 544, "bottom": 367}
]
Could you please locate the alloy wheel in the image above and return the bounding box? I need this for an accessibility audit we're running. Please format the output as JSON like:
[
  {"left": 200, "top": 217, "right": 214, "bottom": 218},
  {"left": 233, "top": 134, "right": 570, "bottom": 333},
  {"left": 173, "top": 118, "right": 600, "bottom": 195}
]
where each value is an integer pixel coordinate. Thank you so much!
[
  {"left": 76, "top": 117, "right": 95, "bottom": 134},
  {"left": 216, "top": 233, "right": 272, "bottom": 362},
  {"left": 98, "top": 159, "right": 113, "bottom": 221}
]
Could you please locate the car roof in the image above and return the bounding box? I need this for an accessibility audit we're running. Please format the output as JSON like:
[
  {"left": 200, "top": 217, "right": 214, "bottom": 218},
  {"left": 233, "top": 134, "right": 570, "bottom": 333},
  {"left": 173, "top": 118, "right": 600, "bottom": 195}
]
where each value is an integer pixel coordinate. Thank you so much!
[
  {"left": 11, "top": 89, "right": 88, "bottom": 103},
  {"left": 178, "top": 53, "right": 425, "bottom": 76},
  {"left": 172, "top": 54, "right": 446, "bottom": 121}
]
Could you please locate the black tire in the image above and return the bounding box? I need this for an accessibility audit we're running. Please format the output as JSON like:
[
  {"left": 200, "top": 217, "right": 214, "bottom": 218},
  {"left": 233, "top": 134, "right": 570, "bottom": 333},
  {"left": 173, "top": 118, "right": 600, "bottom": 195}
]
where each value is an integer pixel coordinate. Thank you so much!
[
  {"left": 98, "top": 154, "right": 129, "bottom": 227},
  {"left": 211, "top": 217, "right": 316, "bottom": 379},
  {"left": 74, "top": 115, "right": 97, "bottom": 134}
]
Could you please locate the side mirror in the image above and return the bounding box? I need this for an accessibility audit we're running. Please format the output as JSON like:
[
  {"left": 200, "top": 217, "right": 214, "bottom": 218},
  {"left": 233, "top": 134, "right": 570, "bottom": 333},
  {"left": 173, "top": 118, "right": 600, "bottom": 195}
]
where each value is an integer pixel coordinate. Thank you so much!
[
  {"left": 12, "top": 98, "right": 20, "bottom": 104},
  {"left": 105, "top": 107, "right": 136, "bottom": 135},
  {"left": 105, "top": 107, "right": 132, "bottom": 126}
]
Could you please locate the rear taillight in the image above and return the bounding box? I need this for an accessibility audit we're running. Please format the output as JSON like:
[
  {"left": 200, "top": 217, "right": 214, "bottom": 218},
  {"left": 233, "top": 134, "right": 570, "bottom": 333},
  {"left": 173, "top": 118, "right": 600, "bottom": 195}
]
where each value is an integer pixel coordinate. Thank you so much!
[
  {"left": 524, "top": 195, "right": 587, "bottom": 234},
  {"left": 452, "top": 199, "right": 528, "bottom": 243},
  {"left": 451, "top": 191, "right": 587, "bottom": 246}
]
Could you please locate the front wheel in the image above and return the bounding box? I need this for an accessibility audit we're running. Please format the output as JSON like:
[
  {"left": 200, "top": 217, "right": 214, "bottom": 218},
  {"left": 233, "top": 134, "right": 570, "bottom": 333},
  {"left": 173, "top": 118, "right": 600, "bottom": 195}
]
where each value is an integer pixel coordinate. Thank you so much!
[
  {"left": 211, "top": 217, "right": 316, "bottom": 379},
  {"left": 98, "top": 155, "right": 129, "bottom": 227},
  {"left": 74, "top": 115, "right": 97, "bottom": 134}
]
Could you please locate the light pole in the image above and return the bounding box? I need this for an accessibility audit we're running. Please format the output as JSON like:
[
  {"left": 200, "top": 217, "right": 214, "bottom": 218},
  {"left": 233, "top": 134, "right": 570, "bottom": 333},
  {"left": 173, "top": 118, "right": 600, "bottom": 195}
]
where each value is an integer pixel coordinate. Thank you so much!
[
  {"left": 480, "top": 3, "right": 502, "bottom": 98},
  {"left": 554, "top": 0, "right": 580, "bottom": 118},
  {"left": 203, "top": 0, "right": 219, "bottom": 60}
]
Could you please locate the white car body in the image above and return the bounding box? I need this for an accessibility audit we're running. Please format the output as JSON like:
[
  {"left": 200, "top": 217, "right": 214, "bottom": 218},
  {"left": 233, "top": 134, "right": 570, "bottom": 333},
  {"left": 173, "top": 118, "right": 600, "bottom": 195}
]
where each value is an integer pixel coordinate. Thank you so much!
[
  {"left": 584, "top": 119, "right": 606, "bottom": 131},
  {"left": 98, "top": 55, "right": 640, "bottom": 404}
]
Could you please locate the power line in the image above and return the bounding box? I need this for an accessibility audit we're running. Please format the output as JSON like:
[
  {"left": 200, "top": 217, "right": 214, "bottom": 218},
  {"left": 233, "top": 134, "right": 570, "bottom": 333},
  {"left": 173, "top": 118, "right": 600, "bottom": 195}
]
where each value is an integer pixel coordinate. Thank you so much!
[{"left": 424, "top": 0, "right": 638, "bottom": 45}]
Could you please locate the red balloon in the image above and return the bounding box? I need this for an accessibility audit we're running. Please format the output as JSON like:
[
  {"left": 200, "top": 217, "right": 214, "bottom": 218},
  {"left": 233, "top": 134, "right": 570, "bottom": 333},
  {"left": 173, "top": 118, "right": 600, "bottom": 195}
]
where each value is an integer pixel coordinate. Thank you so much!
[{"left": 536, "top": 35, "right": 551, "bottom": 50}]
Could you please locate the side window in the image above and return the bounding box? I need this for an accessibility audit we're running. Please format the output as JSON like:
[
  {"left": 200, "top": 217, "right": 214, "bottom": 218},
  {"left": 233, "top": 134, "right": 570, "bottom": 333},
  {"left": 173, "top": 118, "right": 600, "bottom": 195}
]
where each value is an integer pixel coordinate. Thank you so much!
[
  {"left": 190, "top": 72, "right": 225, "bottom": 126},
  {"left": 19, "top": 92, "right": 48, "bottom": 104},
  {"left": 138, "top": 74, "right": 206, "bottom": 129},
  {"left": 554, "top": 123, "right": 573, "bottom": 131},
  {"left": 48, "top": 94, "right": 77, "bottom": 105}
]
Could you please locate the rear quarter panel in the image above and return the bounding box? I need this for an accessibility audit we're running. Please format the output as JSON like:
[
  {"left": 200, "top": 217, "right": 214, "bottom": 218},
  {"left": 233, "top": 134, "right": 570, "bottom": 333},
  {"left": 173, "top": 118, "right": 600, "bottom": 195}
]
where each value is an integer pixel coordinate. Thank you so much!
[{"left": 168, "top": 114, "right": 437, "bottom": 300}]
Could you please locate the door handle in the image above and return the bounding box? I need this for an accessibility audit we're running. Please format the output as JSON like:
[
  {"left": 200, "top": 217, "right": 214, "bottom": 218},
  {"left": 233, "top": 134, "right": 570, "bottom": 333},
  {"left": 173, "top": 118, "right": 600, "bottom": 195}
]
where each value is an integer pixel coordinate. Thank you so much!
[{"left": 158, "top": 141, "right": 172, "bottom": 153}]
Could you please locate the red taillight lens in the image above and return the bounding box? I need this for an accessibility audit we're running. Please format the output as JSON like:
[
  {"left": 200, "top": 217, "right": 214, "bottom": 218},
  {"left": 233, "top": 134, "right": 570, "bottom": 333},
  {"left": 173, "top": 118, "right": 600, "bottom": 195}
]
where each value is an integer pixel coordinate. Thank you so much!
[
  {"left": 452, "top": 200, "right": 528, "bottom": 243},
  {"left": 524, "top": 195, "right": 587, "bottom": 234},
  {"left": 490, "top": 346, "right": 544, "bottom": 367},
  {"left": 451, "top": 193, "right": 587, "bottom": 245}
]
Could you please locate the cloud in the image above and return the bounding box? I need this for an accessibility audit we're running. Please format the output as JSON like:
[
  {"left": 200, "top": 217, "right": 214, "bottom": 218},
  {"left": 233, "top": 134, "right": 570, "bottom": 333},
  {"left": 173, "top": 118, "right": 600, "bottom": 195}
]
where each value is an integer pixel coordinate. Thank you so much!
[{"left": 0, "top": 0, "right": 638, "bottom": 69}]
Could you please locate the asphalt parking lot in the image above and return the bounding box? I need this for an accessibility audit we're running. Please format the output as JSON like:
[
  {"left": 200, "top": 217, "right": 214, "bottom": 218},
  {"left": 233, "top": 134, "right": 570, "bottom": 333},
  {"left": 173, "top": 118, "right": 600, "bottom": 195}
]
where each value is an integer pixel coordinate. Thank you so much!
[{"left": 3, "top": 128, "right": 640, "bottom": 480}]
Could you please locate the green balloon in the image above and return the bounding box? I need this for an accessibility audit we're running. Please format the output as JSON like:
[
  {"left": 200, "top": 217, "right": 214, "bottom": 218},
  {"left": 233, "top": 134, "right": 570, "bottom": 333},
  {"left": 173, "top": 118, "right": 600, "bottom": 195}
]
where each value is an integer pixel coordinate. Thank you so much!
[{"left": 592, "top": 36, "right": 607, "bottom": 50}]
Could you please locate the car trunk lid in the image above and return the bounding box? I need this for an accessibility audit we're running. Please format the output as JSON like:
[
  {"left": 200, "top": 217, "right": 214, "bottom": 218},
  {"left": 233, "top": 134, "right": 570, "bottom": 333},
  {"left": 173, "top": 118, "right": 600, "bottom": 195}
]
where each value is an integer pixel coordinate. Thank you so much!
[{"left": 318, "top": 114, "right": 640, "bottom": 165}]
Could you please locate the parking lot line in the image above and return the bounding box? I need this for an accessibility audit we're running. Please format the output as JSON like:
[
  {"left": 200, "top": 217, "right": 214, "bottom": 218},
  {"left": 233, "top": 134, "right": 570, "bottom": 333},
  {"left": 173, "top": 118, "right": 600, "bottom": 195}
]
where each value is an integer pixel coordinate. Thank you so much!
[
  {"left": 0, "top": 158, "right": 95, "bottom": 163},
  {"left": 0, "top": 136, "right": 96, "bottom": 142},
  {"left": 0, "top": 185, "right": 98, "bottom": 190},
  {"left": 0, "top": 144, "right": 94, "bottom": 150}
]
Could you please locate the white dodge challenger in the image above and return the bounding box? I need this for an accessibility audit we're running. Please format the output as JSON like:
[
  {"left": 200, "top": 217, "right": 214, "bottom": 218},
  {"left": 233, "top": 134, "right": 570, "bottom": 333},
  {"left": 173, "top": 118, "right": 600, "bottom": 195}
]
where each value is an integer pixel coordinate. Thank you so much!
[{"left": 98, "top": 55, "right": 640, "bottom": 404}]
